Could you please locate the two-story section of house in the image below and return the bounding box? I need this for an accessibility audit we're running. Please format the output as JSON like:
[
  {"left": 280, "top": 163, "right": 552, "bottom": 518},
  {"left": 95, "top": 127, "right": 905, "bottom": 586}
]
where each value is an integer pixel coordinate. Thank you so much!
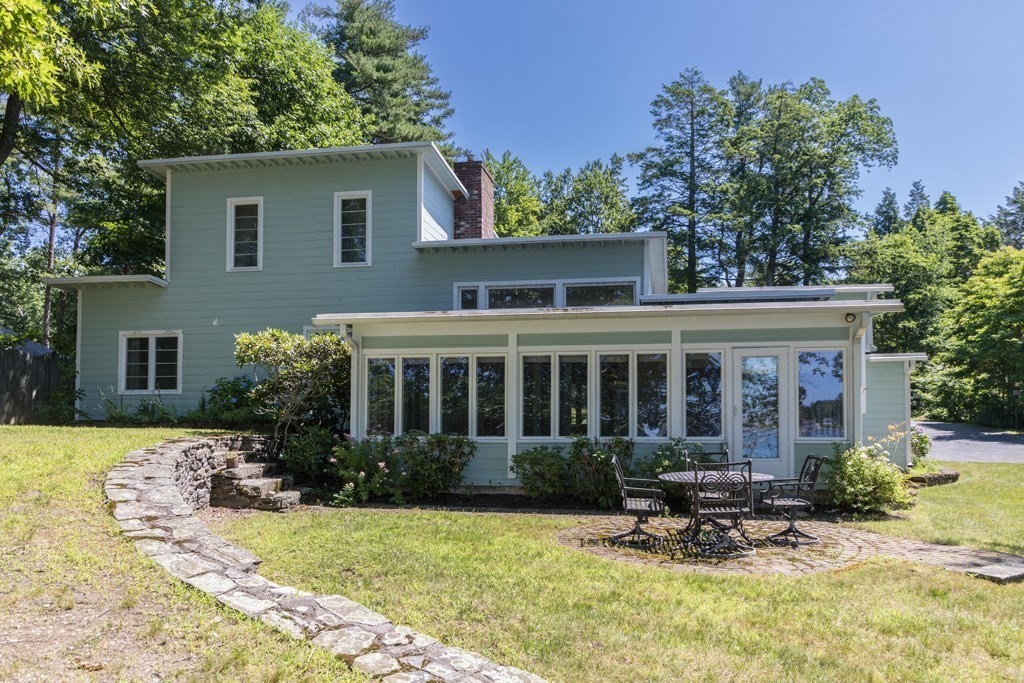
[{"left": 47, "top": 142, "right": 924, "bottom": 487}]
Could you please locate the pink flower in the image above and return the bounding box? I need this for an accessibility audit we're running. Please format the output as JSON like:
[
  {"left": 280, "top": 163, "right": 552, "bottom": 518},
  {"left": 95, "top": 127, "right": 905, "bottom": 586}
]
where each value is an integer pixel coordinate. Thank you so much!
[
  {"left": 377, "top": 461, "right": 386, "bottom": 469},
  {"left": 327, "top": 457, "right": 337, "bottom": 464}
]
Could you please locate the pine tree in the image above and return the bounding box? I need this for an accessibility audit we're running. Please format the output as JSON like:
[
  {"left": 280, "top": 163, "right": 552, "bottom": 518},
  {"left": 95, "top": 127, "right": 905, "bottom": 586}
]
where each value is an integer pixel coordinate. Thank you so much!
[
  {"left": 871, "top": 187, "right": 902, "bottom": 235},
  {"left": 904, "top": 180, "right": 930, "bottom": 220},
  {"left": 990, "top": 181, "right": 1024, "bottom": 248},
  {"left": 313, "top": 0, "right": 456, "bottom": 147}
]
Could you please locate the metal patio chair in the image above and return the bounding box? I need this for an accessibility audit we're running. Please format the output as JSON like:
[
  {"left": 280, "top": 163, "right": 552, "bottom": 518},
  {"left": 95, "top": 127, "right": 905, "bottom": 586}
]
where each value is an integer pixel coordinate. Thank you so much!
[
  {"left": 760, "top": 455, "right": 828, "bottom": 547},
  {"left": 608, "top": 454, "right": 666, "bottom": 549},
  {"left": 671, "top": 460, "right": 755, "bottom": 559}
]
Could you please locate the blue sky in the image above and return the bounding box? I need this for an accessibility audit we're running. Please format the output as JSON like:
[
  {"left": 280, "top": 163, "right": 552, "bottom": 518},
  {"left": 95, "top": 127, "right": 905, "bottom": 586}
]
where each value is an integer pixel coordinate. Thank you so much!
[{"left": 334, "top": 1, "right": 1024, "bottom": 218}]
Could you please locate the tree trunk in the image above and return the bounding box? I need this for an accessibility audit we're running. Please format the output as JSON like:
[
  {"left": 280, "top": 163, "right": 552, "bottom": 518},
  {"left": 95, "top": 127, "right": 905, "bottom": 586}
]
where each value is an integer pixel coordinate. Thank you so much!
[
  {"left": 686, "top": 102, "right": 699, "bottom": 293},
  {"left": 0, "top": 93, "right": 22, "bottom": 167},
  {"left": 42, "top": 149, "right": 61, "bottom": 347}
]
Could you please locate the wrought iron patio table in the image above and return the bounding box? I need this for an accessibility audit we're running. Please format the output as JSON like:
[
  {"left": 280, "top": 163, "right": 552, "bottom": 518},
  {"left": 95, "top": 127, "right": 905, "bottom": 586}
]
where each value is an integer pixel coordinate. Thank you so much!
[{"left": 658, "top": 470, "right": 775, "bottom": 558}]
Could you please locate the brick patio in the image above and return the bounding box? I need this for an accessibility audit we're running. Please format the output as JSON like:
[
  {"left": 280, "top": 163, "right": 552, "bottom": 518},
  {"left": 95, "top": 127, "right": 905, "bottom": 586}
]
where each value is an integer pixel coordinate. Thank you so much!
[{"left": 558, "top": 516, "right": 1024, "bottom": 581}]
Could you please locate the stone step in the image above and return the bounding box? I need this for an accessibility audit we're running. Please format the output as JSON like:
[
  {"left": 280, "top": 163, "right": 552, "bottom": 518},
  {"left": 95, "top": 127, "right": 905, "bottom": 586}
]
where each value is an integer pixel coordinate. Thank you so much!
[
  {"left": 217, "top": 462, "right": 271, "bottom": 480},
  {"left": 236, "top": 477, "right": 284, "bottom": 497},
  {"left": 252, "top": 490, "right": 302, "bottom": 512}
]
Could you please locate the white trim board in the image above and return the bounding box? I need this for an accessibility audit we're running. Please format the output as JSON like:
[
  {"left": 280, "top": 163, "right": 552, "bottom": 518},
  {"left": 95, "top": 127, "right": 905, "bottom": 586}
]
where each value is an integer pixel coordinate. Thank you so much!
[
  {"left": 117, "top": 330, "right": 183, "bottom": 395},
  {"left": 226, "top": 196, "right": 264, "bottom": 272}
]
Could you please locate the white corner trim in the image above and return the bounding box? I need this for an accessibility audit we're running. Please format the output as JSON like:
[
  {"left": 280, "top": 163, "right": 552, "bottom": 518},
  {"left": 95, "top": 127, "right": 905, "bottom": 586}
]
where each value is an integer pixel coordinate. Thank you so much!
[
  {"left": 117, "top": 330, "right": 183, "bottom": 395},
  {"left": 333, "top": 190, "right": 373, "bottom": 268},
  {"left": 165, "top": 170, "right": 172, "bottom": 280},
  {"left": 226, "top": 196, "right": 264, "bottom": 272}
]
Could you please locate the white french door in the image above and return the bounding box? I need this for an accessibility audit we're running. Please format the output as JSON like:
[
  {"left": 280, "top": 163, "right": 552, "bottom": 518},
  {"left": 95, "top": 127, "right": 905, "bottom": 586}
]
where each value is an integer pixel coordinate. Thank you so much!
[{"left": 730, "top": 347, "right": 791, "bottom": 478}]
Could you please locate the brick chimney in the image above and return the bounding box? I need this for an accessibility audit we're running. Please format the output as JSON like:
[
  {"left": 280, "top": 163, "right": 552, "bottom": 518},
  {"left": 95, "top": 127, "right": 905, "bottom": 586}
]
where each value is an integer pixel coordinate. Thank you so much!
[{"left": 453, "top": 155, "right": 495, "bottom": 239}]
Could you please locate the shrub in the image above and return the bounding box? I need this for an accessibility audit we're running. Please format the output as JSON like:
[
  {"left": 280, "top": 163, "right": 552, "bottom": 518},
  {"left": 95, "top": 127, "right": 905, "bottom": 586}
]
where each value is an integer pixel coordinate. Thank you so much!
[
  {"left": 280, "top": 426, "right": 338, "bottom": 487},
  {"left": 633, "top": 438, "right": 706, "bottom": 478},
  {"left": 234, "top": 329, "right": 351, "bottom": 445},
  {"left": 510, "top": 446, "right": 569, "bottom": 502},
  {"left": 403, "top": 432, "right": 477, "bottom": 500},
  {"left": 911, "top": 427, "right": 932, "bottom": 460},
  {"left": 567, "top": 436, "right": 632, "bottom": 509},
  {"left": 183, "top": 375, "right": 267, "bottom": 426},
  {"left": 322, "top": 433, "right": 476, "bottom": 506},
  {"left": 825, "top": 442, "right": 914, "bottom": 514}
]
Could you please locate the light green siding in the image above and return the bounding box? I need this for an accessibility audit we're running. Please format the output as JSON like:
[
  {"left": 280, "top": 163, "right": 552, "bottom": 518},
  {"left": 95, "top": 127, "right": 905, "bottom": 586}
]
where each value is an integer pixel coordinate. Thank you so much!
[
  {"left": 518, "top": 331, "right": 671, "bottom": 346},
  {"left": 863, "top": 361, "right": 911, "bottom": 466},
  {"left": 682, "top": 328, "right": 848, "bottom": 344},
  {"left": 361, "top": 334, "right": 508, "bottom": 349},
  {"left": 463, "top": 442, "right": 510, "bottom": 486},
  {"left": 76, "top": 156, "right": 647, "bottom": 417},
  {"left": 421, "top": 165, "right": 452, "bottom": 241}
]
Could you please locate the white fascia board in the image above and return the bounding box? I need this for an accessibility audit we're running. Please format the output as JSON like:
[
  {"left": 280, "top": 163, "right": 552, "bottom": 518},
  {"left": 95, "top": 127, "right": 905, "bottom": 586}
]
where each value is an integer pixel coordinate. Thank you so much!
[
  {"left": 42, "top": 275, "right": 169, "bottom": 290},
  {"left": 411, "top": 231, "right": 669, "bottom": 250},
  {"left": 697, "top": 284, "right": 895, "bottom": 294},
  {"left": 138, "top": 142, "right": 467, "bottom": 196},
  {"left": 313, "top": 298, "right": 904, "bottom": 327},
  {"left": 868, "top": 353, "right": 928, "bottom": 362}
]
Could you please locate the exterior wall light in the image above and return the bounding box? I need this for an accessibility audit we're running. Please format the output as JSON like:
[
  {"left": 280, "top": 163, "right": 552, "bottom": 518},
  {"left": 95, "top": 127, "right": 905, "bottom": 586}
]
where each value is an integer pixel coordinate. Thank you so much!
[{"left": 845, "top": 313, "right": 857, "bottom": 323}]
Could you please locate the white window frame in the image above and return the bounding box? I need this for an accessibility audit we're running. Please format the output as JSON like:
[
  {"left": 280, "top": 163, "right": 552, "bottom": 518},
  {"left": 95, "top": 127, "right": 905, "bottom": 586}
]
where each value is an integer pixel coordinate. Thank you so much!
[
  {"left": 334, "top": 190, "right": 372, "bottom": 268},
  {"left": 682, "top": 348, "right": 726, "bottom": 440},
  {"left": 794, "top": 345, "right": 848, "bottom": 442},
  {"left": 118, "top": 330, "right": 183, "bottom": 395},
  {"left": 516, "top": 347, "right": 670, "bottom": 442},
  {"left": 363, "top": 352, "right": 508, "bottom": 440},
  {"left": 226, "top": 197, "right": 263, "bottom": 272},
  {"left": 453, "top": 277, "right": 640, "bottom": 310}
]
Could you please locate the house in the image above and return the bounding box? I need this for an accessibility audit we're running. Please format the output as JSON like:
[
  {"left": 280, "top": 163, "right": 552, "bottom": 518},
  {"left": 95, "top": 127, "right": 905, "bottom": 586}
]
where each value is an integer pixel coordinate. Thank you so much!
[{"left": 45, "top": 142, "right": 925, "bottom": 486}]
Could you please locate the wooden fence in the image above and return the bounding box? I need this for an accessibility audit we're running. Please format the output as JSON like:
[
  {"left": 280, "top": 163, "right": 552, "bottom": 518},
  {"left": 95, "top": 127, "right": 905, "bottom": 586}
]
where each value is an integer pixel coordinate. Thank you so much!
[{"left": 0, "top": 349, "right": 61, "bottom": 424}]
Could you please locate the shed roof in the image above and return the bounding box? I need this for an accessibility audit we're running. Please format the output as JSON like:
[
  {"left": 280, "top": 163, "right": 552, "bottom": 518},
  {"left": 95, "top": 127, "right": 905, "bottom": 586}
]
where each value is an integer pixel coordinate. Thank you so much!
[{"left": 138, "top": 142, "right": 468, "bottom": 197}]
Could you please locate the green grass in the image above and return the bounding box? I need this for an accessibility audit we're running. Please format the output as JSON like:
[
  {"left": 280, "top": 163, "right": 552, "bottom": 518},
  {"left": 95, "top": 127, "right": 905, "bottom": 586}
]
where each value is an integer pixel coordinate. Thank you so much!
[
  {"left": 849, "top": 460, "right": 1024, "bottom": 555},
  {"left": 216, "top": 503, "right": 1024, "bottom": 682},
  {"left": 0, "top": 426, "right": 365, "bottom": 682}
]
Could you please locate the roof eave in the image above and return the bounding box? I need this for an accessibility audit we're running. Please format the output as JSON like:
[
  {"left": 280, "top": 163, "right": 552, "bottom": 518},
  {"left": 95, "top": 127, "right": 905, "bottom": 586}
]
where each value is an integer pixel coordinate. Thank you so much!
[
  {"left": 314, "top": 298, "right": 904, "bottom": 326},
  {"left": 42, "top": 275, "right": 169, "bottom": 291},
  {"left": 411, "top": 231, "right": 668, "bottom": 250}
]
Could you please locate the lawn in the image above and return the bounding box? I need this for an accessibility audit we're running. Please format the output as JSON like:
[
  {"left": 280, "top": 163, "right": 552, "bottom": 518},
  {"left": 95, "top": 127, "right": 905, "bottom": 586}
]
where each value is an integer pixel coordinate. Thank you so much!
[
  {"left": 215, "top": 499, "right": 1024, "bottom": 682},
  {"left": 849, "top": 461, "right": 1024, "bottom": 555},
  {"left": 0, "top": 426, "right": 365, "bottom": 682}
]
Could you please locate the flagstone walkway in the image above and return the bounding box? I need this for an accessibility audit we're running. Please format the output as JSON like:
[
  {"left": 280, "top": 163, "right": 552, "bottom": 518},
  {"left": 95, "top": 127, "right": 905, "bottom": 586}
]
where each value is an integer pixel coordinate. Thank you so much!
[{"left": 559, "top": 516, "right": 1024, "bottom": 582}]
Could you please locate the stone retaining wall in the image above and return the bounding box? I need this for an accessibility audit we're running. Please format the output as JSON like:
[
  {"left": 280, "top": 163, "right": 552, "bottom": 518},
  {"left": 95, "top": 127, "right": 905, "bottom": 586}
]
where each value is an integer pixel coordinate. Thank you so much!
[{"left": 105, "top": 436, "right": 544, "bottom": 683}]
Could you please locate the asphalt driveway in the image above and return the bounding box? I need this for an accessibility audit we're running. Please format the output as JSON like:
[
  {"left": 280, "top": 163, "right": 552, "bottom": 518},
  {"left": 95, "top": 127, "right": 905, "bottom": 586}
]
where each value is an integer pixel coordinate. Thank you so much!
[{"left": 916, "top": 421, "right": 1024, "bottom": 463}]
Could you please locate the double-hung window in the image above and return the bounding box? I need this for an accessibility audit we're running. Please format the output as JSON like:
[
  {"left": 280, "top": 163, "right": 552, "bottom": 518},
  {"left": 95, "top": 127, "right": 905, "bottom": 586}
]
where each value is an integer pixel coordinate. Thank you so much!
[
  {"left": 334, "top": 191, "right": 371, "bottom": 266},
  {"left": 227, "top": 197, "right": 262, "bottom": 271},
  {"left": 119, "top": 331, "right": 182, "bottom": 394}
]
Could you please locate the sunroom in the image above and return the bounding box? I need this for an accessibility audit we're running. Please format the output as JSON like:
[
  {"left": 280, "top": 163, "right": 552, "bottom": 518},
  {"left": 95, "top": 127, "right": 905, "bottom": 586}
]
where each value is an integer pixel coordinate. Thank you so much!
[{"left": 312, "top": 289, "right": 911, "bottom": 487}]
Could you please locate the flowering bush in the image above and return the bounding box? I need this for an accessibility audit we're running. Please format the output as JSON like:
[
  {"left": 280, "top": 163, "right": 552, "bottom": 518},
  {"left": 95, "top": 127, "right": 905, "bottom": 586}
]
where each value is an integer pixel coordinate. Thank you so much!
[
  {"left": 318, "top": 433, "right": 476, "bottom": 507},
  {"left": 825, "top": 441, "right": 913, "bottom": 513},
  {"left": 279, "top": 426, "right": 338, "bottom": 487},
  {"left": 911, "top": 426, "right": 932, "bottom": 460}
]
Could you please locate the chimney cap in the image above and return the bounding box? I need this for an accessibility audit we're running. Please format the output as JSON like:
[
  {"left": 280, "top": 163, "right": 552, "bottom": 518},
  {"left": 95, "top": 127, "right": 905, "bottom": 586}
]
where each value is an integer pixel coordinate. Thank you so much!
[{"left": 465, "top": 152, "right": 475, "bottom": 162}]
